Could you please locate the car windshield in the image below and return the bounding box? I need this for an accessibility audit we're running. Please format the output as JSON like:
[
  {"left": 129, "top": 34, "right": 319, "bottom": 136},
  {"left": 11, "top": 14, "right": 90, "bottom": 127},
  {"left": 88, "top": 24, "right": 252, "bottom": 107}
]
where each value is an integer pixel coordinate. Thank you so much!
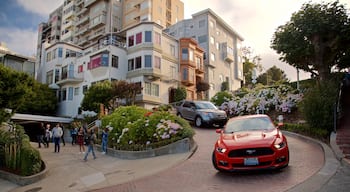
[
  {"left": 195, "top": 102, "right": 217, "bottom": 109},
  {"left": 224, "top": 116, "right": 275, "bottom": 133}
]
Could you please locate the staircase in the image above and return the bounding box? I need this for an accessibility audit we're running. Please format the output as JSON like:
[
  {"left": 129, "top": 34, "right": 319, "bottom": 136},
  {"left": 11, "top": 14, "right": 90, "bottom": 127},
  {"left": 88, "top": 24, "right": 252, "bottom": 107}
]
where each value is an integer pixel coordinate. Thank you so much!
[{"left": 336, "top": 77, "right": 350, "bottom": 159}]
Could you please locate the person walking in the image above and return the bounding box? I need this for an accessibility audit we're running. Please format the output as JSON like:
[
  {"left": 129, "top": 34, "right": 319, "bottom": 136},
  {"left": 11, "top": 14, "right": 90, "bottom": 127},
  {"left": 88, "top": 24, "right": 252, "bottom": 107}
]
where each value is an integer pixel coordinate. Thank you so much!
[
  {"left": 101, "top": 128, "right": 109, "bottom": 154},
  {"left": 37, "top": 122, "right": 46, "bottom": 148},
  {"left": 45, "top": 124, "right": 52, "bottom": 148},
  {"left": 52, "top": 123, "right": 63, "bottom": 153},
  {"left": 83, "top": 128, "right": 97, "bottom": 161},
  {"left": 70, "top": 127, "right": 77, "bottom": 145},
  {"left": 59, "top": 123, "right": 66, "bottom": 146},
  {"left": 77, "top": 127, "right": 85, "bottom": 154}
]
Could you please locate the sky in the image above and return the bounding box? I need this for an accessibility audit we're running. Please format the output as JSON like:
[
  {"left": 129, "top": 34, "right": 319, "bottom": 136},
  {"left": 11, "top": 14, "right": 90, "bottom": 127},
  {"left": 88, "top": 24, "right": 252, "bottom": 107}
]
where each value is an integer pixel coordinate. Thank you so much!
[{"left": 0, "top": 0, "right": 349, "bottom": 81}]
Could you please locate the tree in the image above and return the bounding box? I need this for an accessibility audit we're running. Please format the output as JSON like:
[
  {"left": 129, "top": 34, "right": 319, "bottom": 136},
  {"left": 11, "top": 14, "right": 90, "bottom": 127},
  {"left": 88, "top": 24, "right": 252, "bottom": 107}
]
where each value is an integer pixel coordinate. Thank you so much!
[
  {"left": 196, "top": 81, "right": 210, "bottom": 92},
  {"left": 242, "top": 46, "right": 262, "bottom": 87},
  {"left": 257, "top": 65, "right": 288, "bottom": 85},
  {"left": 80, "top": 81, "right": 113, "bottom": 112},
  {"left": 0, "top": 65, "right": 34, "bottom": 122},
  {"left": 271, "top": 1, "right": 350, "bottom": 82},
  {"left": 17, "top": 82, "right": 57, "bottom": 116},
  {"left": 111, "top": 80, "right": 142, "bottom": 105}
]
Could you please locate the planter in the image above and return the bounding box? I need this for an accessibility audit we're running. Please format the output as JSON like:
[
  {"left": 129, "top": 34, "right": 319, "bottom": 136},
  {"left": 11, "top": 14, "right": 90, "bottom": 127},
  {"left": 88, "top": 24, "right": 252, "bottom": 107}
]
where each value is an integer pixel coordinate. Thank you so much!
[
  {"left": 96, "top": 138, "right": 195, "bottom": 160},
  {"left": 0, "top": 160, "right": 48, "bottom": 186}
]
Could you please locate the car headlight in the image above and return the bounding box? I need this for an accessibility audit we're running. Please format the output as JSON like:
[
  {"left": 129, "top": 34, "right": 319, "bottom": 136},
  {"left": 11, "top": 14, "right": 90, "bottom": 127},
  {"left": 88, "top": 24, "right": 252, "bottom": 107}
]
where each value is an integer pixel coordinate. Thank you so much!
[
  {"left": 216, "top": 147, "right": 227, "bottom": 153},
  {"left": 274, "top": 138, "right": 286, "bottom": 149}
]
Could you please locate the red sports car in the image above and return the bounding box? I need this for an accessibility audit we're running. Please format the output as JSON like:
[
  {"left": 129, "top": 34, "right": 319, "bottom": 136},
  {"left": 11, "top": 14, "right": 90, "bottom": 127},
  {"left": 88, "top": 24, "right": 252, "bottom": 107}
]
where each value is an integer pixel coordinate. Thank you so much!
[{"left": 212, "top": 114, "right": 289, "bottom": 172}]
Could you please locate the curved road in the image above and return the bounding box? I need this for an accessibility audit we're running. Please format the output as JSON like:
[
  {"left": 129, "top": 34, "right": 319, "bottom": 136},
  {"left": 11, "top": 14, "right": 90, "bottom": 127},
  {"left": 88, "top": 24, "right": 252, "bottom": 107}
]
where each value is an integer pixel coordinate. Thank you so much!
[{"left": 93, "top": 127, "right": 324, "bottom": 192}]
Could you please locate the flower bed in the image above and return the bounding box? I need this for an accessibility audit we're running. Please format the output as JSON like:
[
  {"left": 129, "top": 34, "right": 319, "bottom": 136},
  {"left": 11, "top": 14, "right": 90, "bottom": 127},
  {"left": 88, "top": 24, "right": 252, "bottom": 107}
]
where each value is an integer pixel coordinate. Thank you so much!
[{"left": 101, "top": 106, "right": 195, "bottom": 151}]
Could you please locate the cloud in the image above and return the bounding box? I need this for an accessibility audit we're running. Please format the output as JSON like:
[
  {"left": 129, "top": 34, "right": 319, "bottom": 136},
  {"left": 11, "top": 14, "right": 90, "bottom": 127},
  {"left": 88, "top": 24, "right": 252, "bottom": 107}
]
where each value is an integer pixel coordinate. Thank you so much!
[
  {"left": 16, "top": 0, "right": 63, "bottom": 17},
  {"left": 0, "top": 27, "right": 37, "bottom": 57}
]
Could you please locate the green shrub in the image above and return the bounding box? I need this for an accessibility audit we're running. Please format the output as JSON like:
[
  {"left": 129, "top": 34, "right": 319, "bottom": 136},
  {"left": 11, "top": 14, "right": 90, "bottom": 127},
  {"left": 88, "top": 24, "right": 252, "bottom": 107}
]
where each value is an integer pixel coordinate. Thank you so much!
[
  {"left": 299, "top": 80, "right": 338, "bottom": 132},
  {"left": 210, "top": 91, "right": 233, "bottom": 106},
  {"left": 281, "top": 123, "right": 329, "bottom": 141},
  {"left": 174, "top": 87, "right": 187, "bottom": 102},
  {"left": 20, "top": 142, "right": 42, "bottom": 176},
  {"left": 101, "top": 106, "right": 194, "bottom": 151}
]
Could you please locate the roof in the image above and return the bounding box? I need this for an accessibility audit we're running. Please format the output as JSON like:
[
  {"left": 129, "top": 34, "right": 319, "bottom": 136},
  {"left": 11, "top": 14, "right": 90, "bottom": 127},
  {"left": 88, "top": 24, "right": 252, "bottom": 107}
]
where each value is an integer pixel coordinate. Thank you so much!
[
  {"left": 192, "top": 8, "right": 244, "bottom": 41},
  {"left": 11, "top": 113, "right": 73, "bottom": 124}
]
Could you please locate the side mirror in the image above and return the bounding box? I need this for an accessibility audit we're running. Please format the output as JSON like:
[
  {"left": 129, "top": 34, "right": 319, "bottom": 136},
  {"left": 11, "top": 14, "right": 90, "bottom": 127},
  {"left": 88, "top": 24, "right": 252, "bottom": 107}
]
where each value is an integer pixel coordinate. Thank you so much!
[{"left": 216, "top": 129, "right": 222, "bottom": 134}]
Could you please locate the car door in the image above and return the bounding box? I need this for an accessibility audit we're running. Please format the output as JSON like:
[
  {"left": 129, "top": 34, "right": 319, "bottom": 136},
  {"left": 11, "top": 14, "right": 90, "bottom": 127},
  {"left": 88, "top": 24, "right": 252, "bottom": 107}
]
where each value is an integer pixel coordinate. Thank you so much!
[{"left": 182, "top": 101, "right": 195, "bottom": 120}]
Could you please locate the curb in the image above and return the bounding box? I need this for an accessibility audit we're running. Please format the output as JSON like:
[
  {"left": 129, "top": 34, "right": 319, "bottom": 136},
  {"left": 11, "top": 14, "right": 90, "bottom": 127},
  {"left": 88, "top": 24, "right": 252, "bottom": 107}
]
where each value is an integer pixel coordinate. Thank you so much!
[{"left": 283, "top": 131, "right": 340, "bottom": 192}]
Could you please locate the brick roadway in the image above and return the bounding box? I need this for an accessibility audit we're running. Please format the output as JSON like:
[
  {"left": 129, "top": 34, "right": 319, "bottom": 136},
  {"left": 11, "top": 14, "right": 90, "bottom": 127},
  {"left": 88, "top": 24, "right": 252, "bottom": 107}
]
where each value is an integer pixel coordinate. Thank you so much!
[{"left": 91, "top": 127, "right": 324, "bottom": 192}]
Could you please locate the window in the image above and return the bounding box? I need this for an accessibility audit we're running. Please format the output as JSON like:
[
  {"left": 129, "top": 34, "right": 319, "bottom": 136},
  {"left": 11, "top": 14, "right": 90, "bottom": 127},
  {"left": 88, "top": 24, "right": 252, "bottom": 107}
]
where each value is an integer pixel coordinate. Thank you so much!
[
  {"left": 182, "top": 68, "right": 188, "bottom": 80},
  {"left": 46, "top": 70, "right": 53, "bottom": 84},
  {"left": 170, "top": 44, "right": 175, "bottom": 56},
  {"left": 136, "top": 32, "right": 142, "bottom": 44},
  {"left": 144, "top": 82, "right": 159, "bottom": 96},
  {"left": 216, "top": 42, "right": 219, "bottom": 50},
  {"left": 55, "top": 69, "right": 60, "bottom": 82},
  {"left": 62, "top": 66, "right": 68, "bottom": 80},
  {"left": 74, "top": 87, "right": 79, "bottom": 96},
  {"left": 210, "top": 36, "right": 215, "bottom": 45},
  {"left": 145, "top": 31, "right": 152, "bottom": 42},
  {"left": 145, "top": 55, "right": 152, "bottom": 68},
  {"left": 170, "top": 66, "right": 177, "bottom": 79},
  {"left": 52, "top": 48, "right": 57, "bottom": 59},
  {"left": 211, "top": 52, "right": 215, "bottom": 62},
  {"left": 182, "top": 48, "right": 188, "bottom": 60},
  {"left": 135, "top": 56, "right": 142, "bottom": 69},
  {"left": 68, "top": 87, "right": 73, "bottom": 100},
  {"left": 128, "top": 35, "right": 134, "bottom": 47},
  {"left": 88, "top": 54, "right": 109, "bottom": 70},
  {"left": 83, "top": 85, "right": 88, "bottom": 94},
  {"left": 78, "top": 65, "right": 83, "bottom": 73},
  {"left": 198, "top": 35, "right": 207, "bottom": 44},
  {"left": 58, "top": 48, "right": 63, "bottom": 58},
  {"left": 189, "top": 49, "right": 194, "bottom": 61},
  {"left": 199, "top": 20, "right": 205, "bottom": 28},
  {"left": 154, "top": 56, "right": 161, "bottom": 69},
  {"left": 196, "top": 56, "right": 202, "bottom": 69},
  {"left": 61, "top": 88, "right": 67, "bottom": 101},
  {"left": 209, "top": 20, "right": 214, "bottom": 28},
  {"left": 128, "top": 59, "right": 134, "bottom": 71},
  {"left": 112, "top": 55, "right": 118, "bottom": 68},
  {"left": 154, "top": 32, "right": 161, "bottom": 45}
]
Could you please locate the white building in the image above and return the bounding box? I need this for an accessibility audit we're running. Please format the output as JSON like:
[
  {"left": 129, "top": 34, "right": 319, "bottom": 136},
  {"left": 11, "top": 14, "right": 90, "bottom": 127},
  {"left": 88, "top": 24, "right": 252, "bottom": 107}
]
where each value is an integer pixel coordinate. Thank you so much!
[{"left": 164, "top": 8, "right": 244, "bottom": 99}]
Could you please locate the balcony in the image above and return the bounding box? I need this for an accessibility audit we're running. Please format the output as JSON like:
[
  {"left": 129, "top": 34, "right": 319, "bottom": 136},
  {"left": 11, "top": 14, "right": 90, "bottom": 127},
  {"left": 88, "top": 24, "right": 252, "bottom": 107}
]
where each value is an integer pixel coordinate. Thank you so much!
[
  {"left": 196, "top": 65, "right": 205, "bottom": 74},
  {"left": 89, "top": 16, "right": 106, "bottom": 29},
  {"left": 75, "top": 27, "right": 89, "bottom": 36},
  {"left": 75, "top": 0, "right": 83, "bottom": 6},
  {"left": 181, "top": 78, "right": 195, "bottom": 86},
  {"left": 84, "top": 0, "right": 97, "bottom": 7},
  {"left": 126, "top": 68, "right": 162, "bottom": 80},
  {"left": 221, "top": 42, "right": 234, "bottom": 63},
  {"left": 76, "top": 8, "right": 88, "bottom": 16},
  {"left": 56, "top": 71, "right": 83, "bottom": 85},
  {"left": 76, "top": 16, "right": 89, "bottom": 26}
]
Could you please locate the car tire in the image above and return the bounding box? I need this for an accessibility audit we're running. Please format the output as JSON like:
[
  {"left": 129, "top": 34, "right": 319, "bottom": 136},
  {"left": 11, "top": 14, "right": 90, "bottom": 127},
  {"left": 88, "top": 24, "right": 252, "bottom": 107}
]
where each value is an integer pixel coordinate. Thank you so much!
[
  {"left": 195, "top": 116, "right": 203, "bottom": 127},
  {"left": 212, "top": 151, "right": 224, "bottom": 172}
]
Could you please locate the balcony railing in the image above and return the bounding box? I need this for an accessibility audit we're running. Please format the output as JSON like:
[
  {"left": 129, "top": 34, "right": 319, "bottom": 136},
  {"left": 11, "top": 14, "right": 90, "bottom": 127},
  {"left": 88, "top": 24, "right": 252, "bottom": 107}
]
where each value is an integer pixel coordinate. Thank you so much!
[{"left": 56, "top": 70, "right": 83, "bottom": 85}]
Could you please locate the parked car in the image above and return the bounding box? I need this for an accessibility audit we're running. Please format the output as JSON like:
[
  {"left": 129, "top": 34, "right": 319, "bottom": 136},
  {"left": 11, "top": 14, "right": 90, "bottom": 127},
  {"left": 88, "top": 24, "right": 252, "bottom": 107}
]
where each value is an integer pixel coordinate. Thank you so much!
[
  {"left": 212, "top": 114, "right": 289, "bottom": 172},
  {"left": 175, "top": 100, "right": 227, "bottom": 127}
]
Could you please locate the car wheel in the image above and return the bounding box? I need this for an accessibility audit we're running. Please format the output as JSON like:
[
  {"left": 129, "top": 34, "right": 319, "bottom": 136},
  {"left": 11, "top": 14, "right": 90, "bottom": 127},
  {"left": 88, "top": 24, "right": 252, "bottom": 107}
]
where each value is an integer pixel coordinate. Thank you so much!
[
  {"left": 195, "top": 116, "right": 203, "bottom": 127},
  {"left": 212, "top": 151, "right": 223, "bottom": 172}
]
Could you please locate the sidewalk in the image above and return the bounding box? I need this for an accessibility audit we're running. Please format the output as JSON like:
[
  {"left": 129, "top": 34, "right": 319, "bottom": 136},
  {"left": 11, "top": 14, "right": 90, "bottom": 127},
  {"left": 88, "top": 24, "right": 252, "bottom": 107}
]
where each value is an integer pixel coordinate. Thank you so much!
[{"left": 2, "top": 144, "right": 193, "bottom": 192}]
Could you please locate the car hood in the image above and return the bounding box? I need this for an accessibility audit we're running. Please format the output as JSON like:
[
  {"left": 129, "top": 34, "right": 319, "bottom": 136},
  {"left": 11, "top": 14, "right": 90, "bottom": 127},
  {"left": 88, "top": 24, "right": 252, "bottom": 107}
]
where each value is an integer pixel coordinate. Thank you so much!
[{"left": 220, "top": 129, "right": 280, "bottom": 147}]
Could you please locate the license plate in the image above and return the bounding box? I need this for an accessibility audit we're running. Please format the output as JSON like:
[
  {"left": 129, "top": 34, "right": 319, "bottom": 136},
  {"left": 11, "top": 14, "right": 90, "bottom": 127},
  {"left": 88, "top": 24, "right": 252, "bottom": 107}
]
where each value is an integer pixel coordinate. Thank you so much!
[{"left": 244, "top": 158, "right": 259, "bottom": 166}]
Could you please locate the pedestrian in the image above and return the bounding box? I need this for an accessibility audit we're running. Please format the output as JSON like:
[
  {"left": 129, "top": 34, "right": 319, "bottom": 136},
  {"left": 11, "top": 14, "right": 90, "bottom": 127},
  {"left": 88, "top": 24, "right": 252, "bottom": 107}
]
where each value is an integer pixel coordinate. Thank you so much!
[
  {"left": 70, "top": 126, "right": 77, "bottom": 145},
  {"left": 45, "top": 124, "right": 52, "bottom": 148},
  {"left": 101, "top": 128, "right": 109, "bottom": 154},
  {"left": 83, "top": 128, "right": 97, "bottom": 161},
  {"left": 59, "top": 123, "right": 66, "bottom": 146},
  {"left": 52, "top": 123, "right": 63, "bottom": 153},
  {"left": 77, "top": 126, "right": 85, "bottom": 154},
  {"left": 37, "top": 122, "right": 46, "bottom": 148}
]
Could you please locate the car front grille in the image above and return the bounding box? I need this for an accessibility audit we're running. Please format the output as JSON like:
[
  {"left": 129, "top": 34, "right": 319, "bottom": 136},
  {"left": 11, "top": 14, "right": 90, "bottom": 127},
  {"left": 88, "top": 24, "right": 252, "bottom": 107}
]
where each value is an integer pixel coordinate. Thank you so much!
[{"left": 228, "top": 147, "right": 274, "bottom": 157}]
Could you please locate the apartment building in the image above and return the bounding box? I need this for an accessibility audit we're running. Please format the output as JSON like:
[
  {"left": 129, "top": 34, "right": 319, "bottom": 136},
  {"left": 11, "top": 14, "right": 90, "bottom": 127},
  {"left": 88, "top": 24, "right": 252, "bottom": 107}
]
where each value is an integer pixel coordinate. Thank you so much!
[
  {"left": 179, "top": 38, "right": 205, "bottom": 100},
  {"left": 165, "top": 8, "right": 244, "bottom": 99},
  {"left": 0, "top": 42, "right": 35, "bottom": 77},
  {"left": 123, "top": 0, "right": 184, "bottom": 29}
]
